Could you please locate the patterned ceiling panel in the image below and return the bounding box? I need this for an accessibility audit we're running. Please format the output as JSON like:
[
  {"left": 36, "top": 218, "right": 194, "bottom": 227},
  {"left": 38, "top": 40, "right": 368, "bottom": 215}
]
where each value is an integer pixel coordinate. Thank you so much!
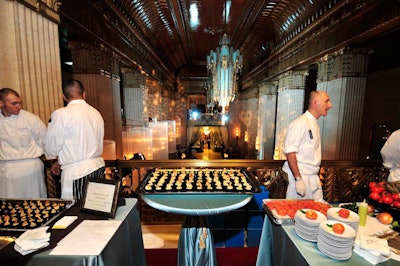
[{"left": 60, "top": 0, "right": 400, "bottom": 91}]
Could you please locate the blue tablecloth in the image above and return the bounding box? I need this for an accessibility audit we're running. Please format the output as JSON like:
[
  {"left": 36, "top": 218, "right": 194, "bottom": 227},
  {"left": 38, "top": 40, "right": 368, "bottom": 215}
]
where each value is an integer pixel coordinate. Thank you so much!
[
  {"left": 141, "top": 194, "right": 252, "bottom": 216},
  {"left": 142, "top": 193, "right": 253, "bottom": 266},
  {"left": 256, "top": 215, "right": 399, "bottom": 266}
]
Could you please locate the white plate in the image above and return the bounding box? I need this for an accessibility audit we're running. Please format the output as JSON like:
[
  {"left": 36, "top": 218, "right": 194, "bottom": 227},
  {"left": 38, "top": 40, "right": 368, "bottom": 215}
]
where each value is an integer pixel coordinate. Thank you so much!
[
  {"left": 317, "top": 241, "right": 353, "bottom": 260},
  {"left": 327, "top": 207, "right": 360, "bottom": 223},
  {"left": 295, "top": 209, "right": 327, "bottom": 224},
  {"left": 320, "top": 220, "right": 357, "bottom": 239}
]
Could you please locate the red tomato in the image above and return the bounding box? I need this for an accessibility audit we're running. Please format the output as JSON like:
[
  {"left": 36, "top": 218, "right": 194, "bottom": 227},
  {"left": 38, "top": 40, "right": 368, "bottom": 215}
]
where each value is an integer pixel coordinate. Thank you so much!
[
  {"left": 305, "top": 210, "right": 318, "bottom": 220},
  {"left": 276, "top": 208, "right": 287, "bottom": 216},
  {"left": 369, "top": 182, "right": 377, "bottom": 190},
  {"left": 369, "top": 191, "right": 381, "bottom": 201},
  {"left": 392, "top": 193, "right": 400, "bottom": 201},
  {"left": 382, "top": 195, "right": 394, "bottom": 205},
  {"left": 332, "top": 223, "right": 345, "bottom": 234},
  {"left": 338, "top": 209, "right": 350, "bottom": 218},
  {"left": 266, "top": 202, "right": 276, "bottom": 210},
  {"left": 393, "top": 201, "right": 400, "bottom": 209},
  {"left": 287, "top": 208, "right": 296, "bottom": 218},
  {"left": 371, "top": 186, "right": 384, "bottom": 194}
]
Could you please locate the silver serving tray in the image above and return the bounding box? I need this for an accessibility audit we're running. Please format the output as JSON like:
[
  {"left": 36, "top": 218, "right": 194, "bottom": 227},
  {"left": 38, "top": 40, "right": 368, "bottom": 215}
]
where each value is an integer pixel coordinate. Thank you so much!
[
  {"left": 137, "top": 168, "right": 261, "bottom": 194},
  {"left": 0, "top": 198, "right": 73, "bottom": 232}
]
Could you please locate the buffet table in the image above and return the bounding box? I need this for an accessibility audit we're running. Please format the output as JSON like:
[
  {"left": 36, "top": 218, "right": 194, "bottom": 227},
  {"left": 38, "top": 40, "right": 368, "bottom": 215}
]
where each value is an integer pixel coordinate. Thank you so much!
[
  {"left": 142, "top": 193, "right": 253, "bottom": 266},
  {"left": 0, "top": 198, "right": 146, "bottom": 266},
  {"left": 256, "top": 213, "right": 399, "bottom": 266}
]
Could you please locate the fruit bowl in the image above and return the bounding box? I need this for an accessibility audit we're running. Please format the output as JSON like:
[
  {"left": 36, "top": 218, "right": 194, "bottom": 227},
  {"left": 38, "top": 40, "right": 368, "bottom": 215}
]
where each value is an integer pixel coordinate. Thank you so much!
[{"left": 361, "top": 185, "right": 400, "bottom": 222}]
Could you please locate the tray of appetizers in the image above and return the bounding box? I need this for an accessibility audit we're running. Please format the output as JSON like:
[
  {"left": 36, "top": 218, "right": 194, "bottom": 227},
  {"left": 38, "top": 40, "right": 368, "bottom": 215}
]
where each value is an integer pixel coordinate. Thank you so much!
[
  {"left": 137, "top": 168, "right": 261, "bottom": 194},
  {"left": 0, "top": 199, "right": 73, "bottom": 231},
  {"left": 263, "top": 198, "right": 331, "bottom": 225}
]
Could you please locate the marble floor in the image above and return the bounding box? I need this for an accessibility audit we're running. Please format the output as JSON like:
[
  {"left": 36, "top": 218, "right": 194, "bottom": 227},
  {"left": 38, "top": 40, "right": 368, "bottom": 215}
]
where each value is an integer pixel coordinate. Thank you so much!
[
  {"left": 141, "top": 224, "right": 181, "bottom": 249},
  {"left": 194, "top": 148, "right": 223, "bottom": 160}
]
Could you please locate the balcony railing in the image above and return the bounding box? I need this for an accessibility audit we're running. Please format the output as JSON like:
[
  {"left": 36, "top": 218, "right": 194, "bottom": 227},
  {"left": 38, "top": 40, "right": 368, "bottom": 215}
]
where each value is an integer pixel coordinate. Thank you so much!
[{"left": 103, "top": 159, "right": 387, "bottom": 203}]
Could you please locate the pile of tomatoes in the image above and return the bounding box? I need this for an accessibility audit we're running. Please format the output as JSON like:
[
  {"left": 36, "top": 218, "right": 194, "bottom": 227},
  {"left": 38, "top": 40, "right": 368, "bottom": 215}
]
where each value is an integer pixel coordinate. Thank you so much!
[
  {"left": 368, "top": 181, "right": 400, "bottom": 209},
  {"left": 265, "top": 199, "right": 331, "bottom": 219}
]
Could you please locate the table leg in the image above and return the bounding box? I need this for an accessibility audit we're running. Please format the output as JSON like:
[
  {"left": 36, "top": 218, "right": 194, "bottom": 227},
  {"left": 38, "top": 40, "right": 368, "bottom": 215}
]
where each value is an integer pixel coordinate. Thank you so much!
[{"left": 177, "top": 216, "right": 217, "bottom": 266}]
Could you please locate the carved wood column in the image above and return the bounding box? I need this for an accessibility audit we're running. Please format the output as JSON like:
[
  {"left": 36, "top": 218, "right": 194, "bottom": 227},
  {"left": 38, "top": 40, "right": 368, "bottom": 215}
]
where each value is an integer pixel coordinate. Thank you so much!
[
  {"left": 317, "top": 47, "right": 371, "bottom": 160},
  {"left": 0, "top": 0, "right": 62, "bottom": 123},
  {"left": 69, "top": 42, "right": 123, "bottom": 159}
]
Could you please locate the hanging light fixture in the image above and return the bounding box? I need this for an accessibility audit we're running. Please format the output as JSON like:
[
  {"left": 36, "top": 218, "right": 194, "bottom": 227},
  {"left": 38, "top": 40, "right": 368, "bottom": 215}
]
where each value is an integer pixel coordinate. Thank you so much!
[{"left": 206, "top": 1, "right": 242, "bottom": 114}]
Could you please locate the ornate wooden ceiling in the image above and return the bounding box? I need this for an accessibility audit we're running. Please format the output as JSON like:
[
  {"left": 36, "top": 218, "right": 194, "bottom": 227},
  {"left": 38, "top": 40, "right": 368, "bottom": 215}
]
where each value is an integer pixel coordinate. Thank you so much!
[{"left": 59, "top": 0, "right": 400, "bottom": 94}]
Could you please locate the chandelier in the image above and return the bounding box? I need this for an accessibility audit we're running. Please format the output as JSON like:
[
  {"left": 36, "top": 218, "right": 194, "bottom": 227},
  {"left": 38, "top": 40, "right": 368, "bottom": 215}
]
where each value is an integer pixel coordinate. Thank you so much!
[{"left": 207, "top": 33, "right": 242, "bottom": 113}]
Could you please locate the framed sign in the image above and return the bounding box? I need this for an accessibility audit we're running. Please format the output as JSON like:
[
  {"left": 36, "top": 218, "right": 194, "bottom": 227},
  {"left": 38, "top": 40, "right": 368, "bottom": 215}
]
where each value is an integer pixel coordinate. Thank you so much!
[{"left": 81, "top": 178, "right": 120, "bottom": 218}]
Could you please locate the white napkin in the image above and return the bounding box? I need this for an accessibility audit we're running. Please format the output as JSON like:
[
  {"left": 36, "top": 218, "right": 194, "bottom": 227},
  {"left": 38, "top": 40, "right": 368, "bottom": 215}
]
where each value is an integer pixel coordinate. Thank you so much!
[
  {"left": 355, "top": 235, "right": 391, "bottom": 256},
  {"left": 353, "top": 244, "right": 390, "bottom": 265},
  {"left": 14, "top": 226, "right": 50, "bottom": 255}
]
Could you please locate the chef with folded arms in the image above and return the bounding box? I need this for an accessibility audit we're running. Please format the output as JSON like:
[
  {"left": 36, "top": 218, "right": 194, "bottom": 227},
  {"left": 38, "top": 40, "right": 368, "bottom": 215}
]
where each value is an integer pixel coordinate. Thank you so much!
[{"left": 282, "top": 91, "right": 333, "bottom": 200}]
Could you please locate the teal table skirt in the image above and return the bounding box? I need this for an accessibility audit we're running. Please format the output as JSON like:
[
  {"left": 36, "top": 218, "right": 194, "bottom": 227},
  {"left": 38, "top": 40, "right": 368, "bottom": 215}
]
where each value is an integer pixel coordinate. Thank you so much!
[
  {"left": 256, "top": 214, "right": 399, "bottom": 266},
  {"left": 142, "top": 193, "right": 253, "bottom": 265},
  {"left": 141, "top": 194, "right": 253, "bottom": 216}
]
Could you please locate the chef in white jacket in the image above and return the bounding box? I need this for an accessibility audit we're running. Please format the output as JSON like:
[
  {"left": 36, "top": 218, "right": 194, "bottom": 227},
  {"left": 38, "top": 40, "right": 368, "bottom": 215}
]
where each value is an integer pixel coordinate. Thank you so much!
[
  {"left": 282, "top": 91, "right": 333, "bottom": 200},
  {"left": 45, "top": 79, "right": 105, "bottom": 201},
  {"left": 381, "top": 129, "right": 400, "bottom": 182},
  {"left": 0, "top": 88, "right": 47, "bottom": 198}
]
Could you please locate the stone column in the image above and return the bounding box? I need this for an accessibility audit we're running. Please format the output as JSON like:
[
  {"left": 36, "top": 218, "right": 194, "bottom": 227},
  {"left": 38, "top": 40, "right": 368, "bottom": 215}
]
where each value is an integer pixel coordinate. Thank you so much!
[
  {"left": 317, "top": 47, "right": 371, "bottom": 160},
  {"left": 69, "top": 42, "right": 123, "bottom": 159},
  {"left": 257, "top": 82, "right": 277, "bottom": 160},
  {"left": 274, "top": 71, "right": 308, "bottom": 160},
  {"left": 122, "top": 70, "right": 147, "bottom": 126},
  {"left": 0, "top": 0, "right": 62, "bottom": 123}
]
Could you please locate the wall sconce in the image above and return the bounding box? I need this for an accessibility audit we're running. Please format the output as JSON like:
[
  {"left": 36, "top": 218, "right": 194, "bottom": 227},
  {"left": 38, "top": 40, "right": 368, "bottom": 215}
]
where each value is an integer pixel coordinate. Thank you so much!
[
  {"left": 235, "top": 127, "right": 240, "bottom": 141},
  {"left": 244, "top": 131, "right": 249, "bottom": 143}
]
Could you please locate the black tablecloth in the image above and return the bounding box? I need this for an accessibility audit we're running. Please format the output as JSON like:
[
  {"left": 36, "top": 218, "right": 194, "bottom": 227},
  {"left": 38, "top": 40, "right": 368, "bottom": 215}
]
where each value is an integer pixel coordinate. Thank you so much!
[{"left": 0, "top": 198, "right": 146, "bottom": 266}]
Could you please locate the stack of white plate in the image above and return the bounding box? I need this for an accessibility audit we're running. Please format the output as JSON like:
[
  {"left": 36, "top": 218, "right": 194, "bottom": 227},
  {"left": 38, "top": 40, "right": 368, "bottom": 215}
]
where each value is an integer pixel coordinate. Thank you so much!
[
  {"left": 317, "top": 220, "right": 356, "bottom": 260},
  {"left": 327, "top": 207, "right": 360, "bottom": 231},
  {"left": 294, "top": 209, "right": 327, "bottom": 242}
]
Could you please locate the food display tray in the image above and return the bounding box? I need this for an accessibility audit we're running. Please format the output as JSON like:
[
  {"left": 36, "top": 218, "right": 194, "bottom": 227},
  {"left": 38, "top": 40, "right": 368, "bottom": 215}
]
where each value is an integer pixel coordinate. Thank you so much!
[
  {"left": 0, "top": 199, "right": 73, "bottom": 232},
  {"left": 263, "top": 198, "right": 331, "bottom": 225},
  {"left": 137, "top": 168, "right": 261, "bottom": 194}
]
